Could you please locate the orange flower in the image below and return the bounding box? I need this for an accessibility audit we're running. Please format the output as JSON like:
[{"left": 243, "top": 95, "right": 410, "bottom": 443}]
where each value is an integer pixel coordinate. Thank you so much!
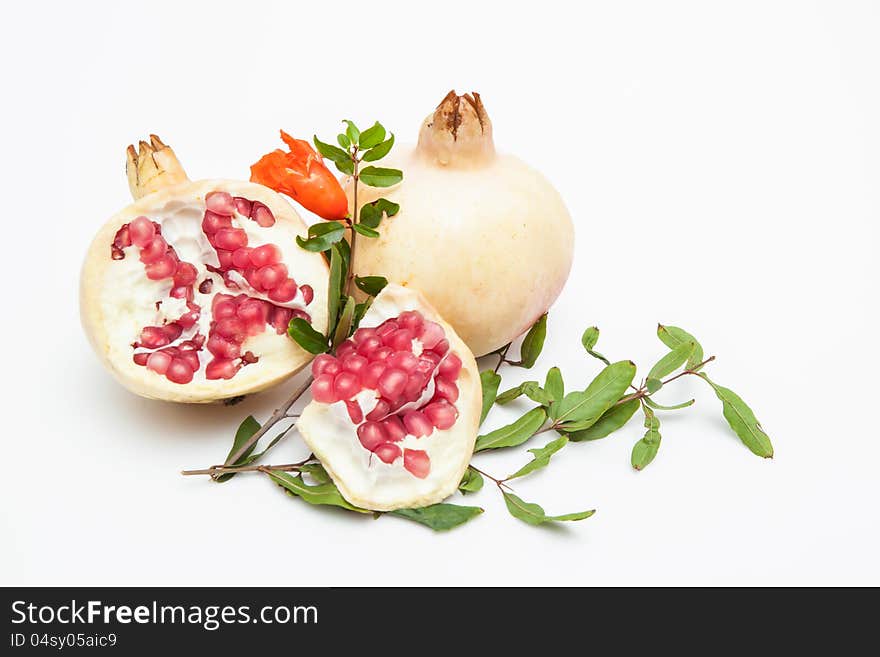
[{"left": 250, "top": 131, "right": 349, "bottom": 220}]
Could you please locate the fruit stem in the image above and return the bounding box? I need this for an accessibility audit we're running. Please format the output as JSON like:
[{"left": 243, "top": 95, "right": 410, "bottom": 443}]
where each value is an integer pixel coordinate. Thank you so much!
[
  {"left": 213, "top": 374, "right": 314, "bottom": 479},
  {"left": 344, "top": 149, "right": 360, "bottom": 297},
  {"left": 182, "top": 454, "right": 316, "bottom": 477}
]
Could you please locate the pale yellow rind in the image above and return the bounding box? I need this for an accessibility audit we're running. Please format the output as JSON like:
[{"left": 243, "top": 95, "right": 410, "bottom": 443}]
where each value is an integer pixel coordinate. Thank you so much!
[
  {"left": 80, "top": 179, "right": 329, "bottom": 403},
  {"left": 296, "top": 285, "right": 481, "bottom": 511}
]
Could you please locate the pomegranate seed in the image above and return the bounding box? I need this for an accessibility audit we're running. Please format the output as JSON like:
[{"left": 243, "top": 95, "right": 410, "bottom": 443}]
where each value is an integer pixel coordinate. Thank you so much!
[
  {"left": 231, "top": 248, "right": 252, "bottom": 269},
  {"left": 378, "top": 368, "right": 407, "bottom": 400},
  {"left": 291, "top": 309, "right": 311, "bottom": 323},
  {"left": 424, "top": 400, "right": 458, "bottom": 430},
  {"left": 139, "top": 236, "right": 168, "bottom": 264},
  {"left": 140, "top": 326, "right": 170, "bottom": 348},
  {"left": 113, "top": 225, "right": 132, "bottom": 249},
  {"left": 254, "top": 263, "right": 288, "bottom": 290},
  {"left": 403, "top": 449, "right": 431, "bottom": 478},
  {"left": 205, "top": 358, "right": 239, "bottom": 380},
  {"left": 342, "top": 354, "right": 368, "bottom": 376},
  {"left": 312, "top": 374, "right": 337, "bottom": 403},
  {"left": 419, "top": 322, "right": 444, "bottom": 349},
  {"left": 439, "top": 353, "right": 462, "bottom": 381},
  {"left": 375, "top": 443, "right": 402, "bottom": 464},
  {"left": 357, "top": 422, "right": 387, "bottom": 451},
  {"left": 398, "top": 310, "right": 424, "bottom": 334},
  {"left": 146, "top": 351, "right": 172, "bottom": 374},
  {"left": 178, "top": 350, "right": 200, "bottom": 371},
  {"left": 215, "top": 249, "right": 234, "bottom": 270},
  {"left": 270, "top": 307, "right": 293, "bottom": 334},
  {"left": 207, "top": 335, "right": 240, "bottom": 359},
  {"left": 362, "top": 361, "right": 386, "bottom": 388},
  {"left": 403, "top": 372, "right": 429, "bottom": 401},
  {"left": 353, "top": 327, "right": 378, "bottom": 343},
  {"left": 371, "top": 346, "right": 393, "bottom": 362},
  {"left": 268, "top": 279, "right": 298, "bottom": 303},
  {"left": 166, "top": 358, "right": 195, "bottom": 384},
  {"left": 334, "top": 371, "right": 361, "bottom": 399},
  {"left": 169, "top": 285, "right": 189, "bottom": 299},
  {"left": 386, "top": 328, "right": 414, "bottom": 351},
  {"left": 233, "top": 196, "right": 253, "bottom": 217},
  {"left": 171, "top": 262, "right": 197, "bottom": 287},
  {"left": 345, "top": 399, "right": 363, "bottom": 424},
  {"left": 249, "top": 244, "right": 282, "bottom": 268},
  {"left": 376, "top": 320, "right": 399, "bottom": 338},
  {"left": 416, "top": 358, "right": 436, "bottom": 375},
  {"left": 382, "top": 416, "right": 407, "bottom": 442},
  {"left": 403, "top": 411, "right": 433, "bottom": 437},
  {"left": 133, "top": 353, "right": 149, "bottom": 366},
  {"left": 161, "top": 323, "right": 183, "bottom": 342},
  {"left": 198, "top": 279, "right": 213, "bottom": 294},
  {"left": 300, "top": 285, "right": 314, "bottom": 304},
  {"left": 214, "top": 317, "right": 246, "bottom": 341},
  {"left": 205, "top": 191, "right": 236, "bottom": 216},
  {"left": 387, "top": 351, "right": 419, "bottom": 372},
  {"left": 129, "top": 216, "right": 156, "bottom": 247},
  {"left": 357, "top": 336, "right": 383, "bottom": 357},
  {"left": 433, "top": 339, "right": 450, "bottom": 355},
  {"left": 366, "top": 399, "right": 390, "bottom": 422},
  {"left": 251, "top": 201, "right": 275, "bottom": 227},
  {"left": 311, "top": 353, "right": 338, "bottom": 377},
  {"left": 237, "top": 298, "right": 268, "bottom": 327},
  {"left": 241, "top": 351, "right": 258, "bottom": 364},
  {"left": 202, "top": 211, "right": 232, "bottom": 234},
  {"left": 212, "top": 295, "right": 237, "bottom": 319},
  {"left": 434, "top": 377, "right": 459, "bottom": 403},
  {"left": 213, "top": 228, "right": 248, "bottom": 251}
]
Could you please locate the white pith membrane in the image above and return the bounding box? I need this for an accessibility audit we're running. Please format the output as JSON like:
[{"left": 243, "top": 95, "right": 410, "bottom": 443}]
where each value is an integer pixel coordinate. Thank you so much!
[
  {"left": 297, "top": 285, "right": 480, "bottom": 511},
  {"left": 81, "top": 179, "right": 329, "bottom": 403}
]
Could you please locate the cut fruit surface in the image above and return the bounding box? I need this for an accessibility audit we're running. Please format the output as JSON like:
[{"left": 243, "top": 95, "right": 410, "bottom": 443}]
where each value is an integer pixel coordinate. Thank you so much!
[
  {"left": 297, "top": 285, "right": 480, "bottom": 511},
  {"left": 82, "top": 169, "right": 329, "bottom": 403}
]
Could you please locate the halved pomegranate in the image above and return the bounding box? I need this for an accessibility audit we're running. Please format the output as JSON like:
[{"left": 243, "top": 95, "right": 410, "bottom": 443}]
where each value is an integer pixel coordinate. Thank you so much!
[
  {"left": 80, "top": 135, "right": 329, "bottom": 403},
  {"left": 297, "top": 285, "right": 480, "bottom": 511}
]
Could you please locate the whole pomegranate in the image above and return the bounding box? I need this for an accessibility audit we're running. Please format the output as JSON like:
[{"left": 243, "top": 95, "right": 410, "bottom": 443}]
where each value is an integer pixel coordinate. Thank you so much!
[
  {"left": 297, "top": 284, "right": 480, "bottom": 511},
  {"left": 345, "top": 91, "right": 574, "bottom": 356},
  {"left": 80, "top": 136, "right": 329, "bottom": 403}
]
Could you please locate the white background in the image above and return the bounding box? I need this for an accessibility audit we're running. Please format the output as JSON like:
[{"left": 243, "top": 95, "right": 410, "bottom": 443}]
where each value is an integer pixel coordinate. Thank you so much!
[{"left": 2, "top": 0, "right": 877, "bottom": 586}]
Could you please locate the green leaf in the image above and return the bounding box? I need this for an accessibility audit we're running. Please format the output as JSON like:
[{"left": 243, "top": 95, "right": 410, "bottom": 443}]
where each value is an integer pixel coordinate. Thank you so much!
[
  {"left": 313, "top": 136, "right": 351, "bottom": 166},
  {"left": 644, "top": 397, "right": 695, "bottom": 411},
  {"left": 566, "top": 398, "right": 640, "bottom": 442},
  {"left": 352, "top": 223, "right": 379, "bottom": 238},
  {"left": 354, "top": 275, "right": 388, "bottom": 297},
  {"left": 359, "top": 198, "right": 400, "bottom": 228},
  {"left": 507, "top": 436, "right": 568, "bottom": 480},
  {"left": 581, "top": 326, "right": 611, "bottom": 365},
  {"left": 701, "top": 376, "right": 773, "bottom": 458},
  {"left": 332, "top": 296, "right": 355, "bottom": 348},
  {"left": 550, "top": 361, "right": 637, "bottom": 428},
  {"left": 516, "top": 313, "right": 547, "bottom": 368},
  {"left": 657, "top": 324, "right": 704, "bottom": 370},
  {"left": 475, "top": 407, "right": 547, "bottom": 452},
  {"left": 296, "top": 221, "right": 345, "bottom": 252},
  {"left": 335, "top": 158, "right": 354, "bottom": 175},
  {"left": 648, "top": 341, "right": 695, "bottom": 381},
  {"left": 391, "top": 503, "right": 483, "bottom": 531},
  {"left": 327, "top": 243, "right": 345, "bottom": 332},
  {"left": 632, "top": 407, "right": 662, "bottom": 470},
  {"left": 646, "top": 378, "right": 663, "bottom": 393},
  {"left": 353, "top": 300, "right": 371, "bottom": 329},
  {"left": 502, "top": 491, "right": 595, "bottom": 525},
  {"left": 496, "top": 381, "right": 552, "bottom": 406},
  {"left": 343, "top": 120, "right": 360, "bottom": 144},
  {"left": 359, "top": 166, "right": 403, "bottom": 188},
  {"left": 337, "top": 133, "right": 351, "bottom": 149},
  {"left": 479, "top": 370, "right": 502, "bottom": 425},
  {"left": 362, "top": 133, "right": 395, "bottom": 162},
  {"left": 357, "top": 122, "right": 386, "bottom": 149},
  {"left": 458, "top": 467, "right": 484, "bottom": 494},
  {"left": 544, "top": 367, "right": 564, "bottom": 402},
  {"left": 495, "top": 381, "right": 538, "bottom": 405},
  {"left": 215, "top": 415, "right": 261, "bottom": 482},
  {"left": 288, "top": 317, "right": 329, "bottom": 354},
  {"left": 265, "top": 470, "right": 369, "bottom": 513},
  {"left": 300, "top": 463, "right": 331, "bottom": 485}
]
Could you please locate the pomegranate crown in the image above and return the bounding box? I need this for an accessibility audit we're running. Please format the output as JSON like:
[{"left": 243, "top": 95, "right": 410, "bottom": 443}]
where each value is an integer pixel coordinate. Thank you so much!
[{"left": 417, "top": 90, "right": 495, "bottom": 167}]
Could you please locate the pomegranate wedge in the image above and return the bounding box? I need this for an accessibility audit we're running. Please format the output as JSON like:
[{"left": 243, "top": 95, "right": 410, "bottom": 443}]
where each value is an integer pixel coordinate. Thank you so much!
[
  {"left": 297, "top": 285, "right": 480, "bottom": 511},
  {"left": 80, "top": 136, "right": 329, "bottom": 403}
]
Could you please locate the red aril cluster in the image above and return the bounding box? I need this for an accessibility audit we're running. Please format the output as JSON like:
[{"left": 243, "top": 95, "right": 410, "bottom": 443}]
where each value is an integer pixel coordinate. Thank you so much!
[
  {"left": 309, "top": 310, "right": 463, "bottom": 479},
  {"left": 114, "top": 190, "right": 314, "bottom": 385}
]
